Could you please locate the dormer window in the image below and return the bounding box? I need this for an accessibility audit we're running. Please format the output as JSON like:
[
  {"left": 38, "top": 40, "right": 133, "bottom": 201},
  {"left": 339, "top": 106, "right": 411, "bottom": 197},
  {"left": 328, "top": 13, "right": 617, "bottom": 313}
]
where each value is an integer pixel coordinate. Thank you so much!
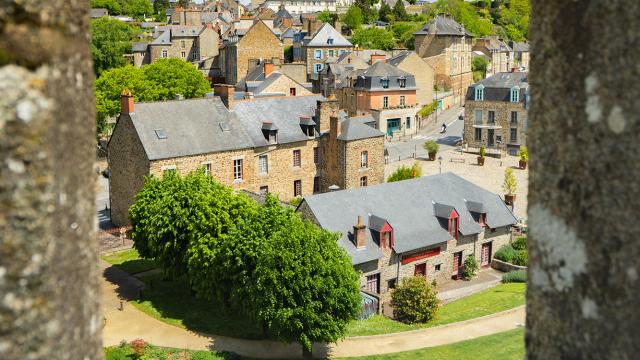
[
  {"left": 448, "top": 212, "right": 459, "bottom": 239},
  {"left": 478, "top": 213, "right": 487, "bottom": 227},
  {"left": 327, "top": 37, "right": 334, "bottom": 45},
  {"left": 475, "top": 84, "right": 484, "bottom": 101},
  {"left": 299, "top": 116, "right": 316, "bottom": 137},
  {"left": 381, "top": 78, "right": 390, "bottom": 89},
  {"left": 262, "top": 122, "right": 278, "bottom": 144},
  {"left": 398, "top": 76, "right": 406, "bottom": 88},
  {"left": 510, "top": 86, "right": 520, "bottom": 103}
]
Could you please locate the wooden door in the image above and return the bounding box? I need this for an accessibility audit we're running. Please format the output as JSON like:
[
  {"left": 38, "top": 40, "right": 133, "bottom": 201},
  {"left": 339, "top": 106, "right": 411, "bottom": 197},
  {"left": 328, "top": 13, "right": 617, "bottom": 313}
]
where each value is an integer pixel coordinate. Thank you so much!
[
  {"left": 481, "top": 242, "right": 492, "bottom": 266},
  {"left": 366, "top": 274, "right": 379, "bottom": 293},
  {"left": 453, "top": 252, "right": 462, "bottom": 275},
  {"left": 414, "top": 263, "right": 427, "bottom": 277}
]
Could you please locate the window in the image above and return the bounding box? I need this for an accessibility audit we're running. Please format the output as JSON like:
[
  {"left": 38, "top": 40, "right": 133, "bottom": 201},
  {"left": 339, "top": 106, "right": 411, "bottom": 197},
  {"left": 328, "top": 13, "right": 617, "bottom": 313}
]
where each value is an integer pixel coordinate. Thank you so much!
[
  {"left": 405, "top": 116, "right": 411, "bottom": 129},
  {"left": 360, "top": 176, "right": 368, "bottom": 187},
  {"left": 366, "top": 274, "right": 379, "bottom": 293},
  {"left": 313, "top": 176, "right": 320, "bottom": 193},
  {"left": 475, "top": 128, "right": 482, "bottom": 141},
  {"left": 381, "top": 78, "right": 389, "bottom": 88},
  {"left": 478, "top": 213, "right": 487, "bottom": 227},
  {"left": 474, "top": 85, "right": 484, "bottom": 101},
  {"left": 293, "top": 150, "right": 301, "bottom": 167},
  {"left": 313, "top": 147, "right": 319, "bottom": 164},
  {"left": 398, "top": 77, "right": 406, "bottom": 88},
  {"left": 511, "top": 111, "right": 518, "bottom": 124},
  {"left": 314, "top": 63, "right": 323, "bottom": 73},
  {"left": 360, "top": 151, "right": 368, "bottom": 168},
  {"left": 488, "top": 111, "right": 496, "bottom": 123},
  {"left": 510, "top": 128, "right": 518, "bottom": 143},
  {"left": 233, "top": 159, "right": 243, "bottom": 181},
  {"left": 260, "top": 186, "right": 269, "bottom": 194},
  {"left": 448, "top": 214, "right": 459, "bottom": 239},
  {"left": 400, "top": 95, "right": 405, "bottom": 106},
  {"left": 338, "top": 49, "right": 346, "bottom": 56},
  {"left": 328, "top": 49, "right": 334, "bottom": 57},
  {"left": 294, "top": 180, "right": 302, "bottom": 197},
  {"left": 383, "top": 96, "right": 389, "bottom": 108},
  {"left": 181, "top": 51, "right": 186, "bottom": 59},
  {"left": 289, "top": 87, "right": 296, "bottom": 96},
  {"left": 435, "top": 264, "right": 441, "bottom": 272},
  {"left": 414, "top": 263, "right": 427, "bottom": 276},
  {"left": 193, "top": 50, "right": 199, "bottom": 60},
  {"left": 327, "top": 38, "right": 334, "bottom": 45},
  {"left": 313, "top": 49, "right": 323, "bottom": 59},
  {"left": 387, "top": 279, "right": 397, "bottom": 289},
  {"left": 475, "top": 109, "right": 482, "bottom": 124},
  {"left": 181, "top": 40, "right": 186, "bottom": 48},
  {"left": 259, "top": 155, "right": 268, "bottom": 174},
  {"left": 203, "top": 162, "right": 212, "bottom": 176},
  {"left": 510, "top": 86, "right": 520, "bottom": 103},
  {"left": 161, "top": 49, "right": 168, "bottom": 58}
]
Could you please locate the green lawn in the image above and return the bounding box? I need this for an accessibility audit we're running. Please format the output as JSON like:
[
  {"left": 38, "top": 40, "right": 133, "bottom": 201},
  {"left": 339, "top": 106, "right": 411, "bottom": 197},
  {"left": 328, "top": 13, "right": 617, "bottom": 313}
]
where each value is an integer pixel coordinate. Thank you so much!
[
  {"left": 346, "top": 283, "right": 526, "bottom": 336},
  {"left": 105, "top": 342, "right": 227, "bottom": 359},
  {"left": 338, "top": 328, "right": 525, "bottom": 360},
  {"left": 101, "top": 248, "right": 157, "bottom": 274}
]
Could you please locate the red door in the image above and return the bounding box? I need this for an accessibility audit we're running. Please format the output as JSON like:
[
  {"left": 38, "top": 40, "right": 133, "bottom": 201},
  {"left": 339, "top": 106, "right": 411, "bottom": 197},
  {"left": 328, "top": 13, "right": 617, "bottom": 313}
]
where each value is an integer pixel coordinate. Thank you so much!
[
  {"left": 481, "top": 242, "right": 492, "bottom": 266},
  {"left": 366, "top": 274, "right": 379, "bottom": 293},
  {"left": 453, "top": 252, "right": 462, "bottom": 277},
  {"left": 414, "top": 263, "right": 427, "bottom": 276}
]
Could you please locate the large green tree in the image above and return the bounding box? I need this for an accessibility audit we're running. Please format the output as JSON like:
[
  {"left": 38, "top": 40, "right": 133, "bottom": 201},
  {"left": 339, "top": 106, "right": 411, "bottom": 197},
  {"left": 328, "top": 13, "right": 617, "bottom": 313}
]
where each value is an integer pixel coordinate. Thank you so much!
[
  {"left": 91, "top": 17, "right": 136, "bottom": 76},
  {"left": 351, "top": 27, "right": 396, "bottom": 50},
  {"left": 121, "top": 0, "right": 153, "bottom": 19},
  {"left": 392, "top": 0, "right": 409, "bottom": 21},
  {"left": 342, "top": 5, "right": 364, "bottom": 30},
  {"left": 378, "top": 2, "right": 392, "bottom": 23},
  {"left": 91, "top": 0, "right": 122, "bottom": 15}
]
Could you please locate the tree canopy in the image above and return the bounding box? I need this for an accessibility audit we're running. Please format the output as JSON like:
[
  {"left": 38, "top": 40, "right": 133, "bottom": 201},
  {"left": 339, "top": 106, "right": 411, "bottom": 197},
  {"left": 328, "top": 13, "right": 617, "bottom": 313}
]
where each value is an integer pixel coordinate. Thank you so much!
[
  {"left": 121, "top": 0, "right": 154, "bottom": 20},
  {"left": 342, "top": 5, "right": 364, "bottom": 30},
  {"left": 317, "top": 10, "right": 338, "bottom": 26},
  {"left": 387, "top": 162, "right": 423, "bottom": 182},
  {"left": 90, "top": 17, "right": 137, "bottom": 76},
  {"left": 351, "top": 27, "right": 396, "bottom": 51},
  {"left": 91, "top": 0, "right": 122, "bottom": 15},
  {"left": 392, "top": 0, "right": 409, "bottom": 22}
]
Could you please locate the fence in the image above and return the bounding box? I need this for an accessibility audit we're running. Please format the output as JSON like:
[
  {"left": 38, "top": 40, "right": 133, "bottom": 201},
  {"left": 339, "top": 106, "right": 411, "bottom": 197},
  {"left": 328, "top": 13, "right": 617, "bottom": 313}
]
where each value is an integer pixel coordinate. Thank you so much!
[{"left": 359, "top": 291, "right": 379, "bottom": 320}]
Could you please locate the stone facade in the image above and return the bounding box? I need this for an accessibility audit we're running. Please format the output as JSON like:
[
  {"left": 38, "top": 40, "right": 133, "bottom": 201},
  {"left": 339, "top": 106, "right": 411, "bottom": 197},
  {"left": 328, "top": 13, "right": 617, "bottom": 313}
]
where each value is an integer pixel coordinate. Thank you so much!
[
  {"left": 304, "top": 46, "right": 353, "bottom": 76},
  {"left": 135, "top": 26, "right": 219, "bottom": 69},
  {"left": 391, "top": 52, "right": 435, "bottom": 107},
  {"left": 463, "top": 99, "right": 528, "bottom": 154}
]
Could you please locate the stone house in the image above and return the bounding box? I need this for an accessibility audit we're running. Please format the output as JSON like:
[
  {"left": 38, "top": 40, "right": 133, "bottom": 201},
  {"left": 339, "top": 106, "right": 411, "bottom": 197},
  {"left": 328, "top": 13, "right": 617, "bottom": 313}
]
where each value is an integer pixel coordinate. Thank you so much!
[
  {"left": 297, "top": 172, "right": 517, "bottom": 304},
  {"left": 235, "top": 61, "right": 313, "bottom": 97},
  {"left": 473, "top": 36, "right": 513, "bottom": 76},
  {"left": 218, "top": 20, "right": 283, "bottom": 85},
  {"left": 108, "top": 89, "right": 384, "bottom": 226},
  {"left": 463, "top": 71, "right": 529, "bottom": 155},
  {"left": 259, "top": 0, "right": 337, "bottom": 14},
  {"left": 509, "top": 41, "right": 530, "bottom": 71},
  {"left": 313, "top": 50, "right": 371, "bottom": 97},
  {"left": 297, "top": 23, "right": 353, "bottom": 78},
  {"left": 414, "top": 15, "right": 474, "bottom": 105},
  {"left": 387, "top": 50, "right": 435, "bottom": 107}
]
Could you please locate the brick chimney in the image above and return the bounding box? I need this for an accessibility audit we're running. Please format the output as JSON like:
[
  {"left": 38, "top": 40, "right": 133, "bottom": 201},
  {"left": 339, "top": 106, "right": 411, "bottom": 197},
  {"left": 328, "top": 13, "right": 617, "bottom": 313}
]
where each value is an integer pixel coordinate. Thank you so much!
[
  {"left": 214, "top": 84, "right": 235, "bottom": 109},
  {"left": 353, "top": 215, "right": 366, "bottom": 248},
  {"left": 120, "top": 89, "right": 134, "bottom": 114},
  {"left": 330, "top": 115, "right": 341, "bottom": 140},
  {"left": 264, "top": 62, "right": 274, "bottom": 77}
]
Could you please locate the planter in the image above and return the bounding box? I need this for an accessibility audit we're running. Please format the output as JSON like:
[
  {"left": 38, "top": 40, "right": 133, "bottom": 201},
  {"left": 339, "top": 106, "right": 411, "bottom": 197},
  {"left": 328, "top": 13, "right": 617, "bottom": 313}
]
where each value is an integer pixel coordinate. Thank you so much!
[
  {"left": 428, "top": 152, "right": 436, "bottom": 161},
  {"left": 519, "top": 160, "right": 528, "bottom": 169},
  {"left": 504, "top": 194, "right": 516, "bottom": 205},
  {"left": 477, "top": 156, "right": 485, "bottom": 166}
]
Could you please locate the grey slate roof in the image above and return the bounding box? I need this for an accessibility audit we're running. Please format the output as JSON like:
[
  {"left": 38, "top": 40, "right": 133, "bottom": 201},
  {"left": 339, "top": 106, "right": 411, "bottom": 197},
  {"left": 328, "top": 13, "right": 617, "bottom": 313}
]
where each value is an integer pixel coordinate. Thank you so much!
[
  {"left": 510, "top": 41, "right": 530, "bottom": 52},
  {"left": 337, "top": 116, "right": 385, "bottom": 141},
  {"left": 354, "top": 61, "right": 417, "bottom": 91},
  {"left": 90, "top": 8, "right": 108, "bottom": 18},
  {"left": 306, "top": 23, "right": 352, "bottom": 47},
  {"left": 151, "top": 26, "right": 204, "bottom": 46},
  {"left": 301, "top": 173, "right": 517, "bottom": 263},
  {"left": 387, "top": 50, "right": 412, "bottom": 66},
  {"left": 128, "top": 98, "right": 254, "bottom": 160},
  {"left": 414, "top": 15, "right": 471, "bottom": 37},
  {"left": 466, "top": 72, "right": 529, "bottom": 102},
  {"left": 232, "top": 95, "right": 325, "bottom": 146},
  {"left": 132, "top": 42, "right": 149, "bottom": 52}
]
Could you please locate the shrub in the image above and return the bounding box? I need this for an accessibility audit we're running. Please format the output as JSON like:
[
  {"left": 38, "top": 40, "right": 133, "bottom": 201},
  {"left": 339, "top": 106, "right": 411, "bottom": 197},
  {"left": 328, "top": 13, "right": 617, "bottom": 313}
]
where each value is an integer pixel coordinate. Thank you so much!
[
  {"left": 424, "top": 140, "right": 439, "bottom": 154},
  {"left": 391, "top": 276, "right": 439, "bottom": 324},
  {"left": 518, "top": 146, "right": 528, "bottom": 162},
  {"left": 130, "top": 339, "right": 146, "bottom": 359},
  {"left": 479, "top": 145, "right": 486, "bottom": 158},
  {"left": 502, "top": 270, "right": 527, "bottom": 283},
  {"left": 387, "top": 162, "right": 422, "bottom": 182},
  {"left": 461, "top": 256, "right": 479, "bottom": 280},
  {"left": 502, "top": 167, "right": 517, "bottom": 195},
  {"left": 512, "top": 236, "right": 527, "bottom": 251},
  {"left": 494, "top": 244, "right": 516, "bottom": 263},
  {"left": 513, "top": 250, "right": 528, "bottom": 266},
  {"left": 289, "top": 197, "right": 303, "bottom": 207}
]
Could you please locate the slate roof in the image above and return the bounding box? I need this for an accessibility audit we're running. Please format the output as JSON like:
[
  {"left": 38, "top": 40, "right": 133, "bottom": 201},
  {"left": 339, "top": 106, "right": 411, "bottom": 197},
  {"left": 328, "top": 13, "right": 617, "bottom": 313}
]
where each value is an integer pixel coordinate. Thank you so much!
[
  {"left": 90, "top": 8, "right": 108, "bottom": 18},
  {"left": 466, "top": 72, "right": 529, "bottom": 101},
  {"left": 510, "top": 41, "right": 530, "bottom": 52},
  {"left": 151, "top": 26, "right": 205, "bottom": 46},
  {"left": 275, "top": 5, "right": 293, "bottom": 19},
  {"left": 306, "top": 23, "right": 352, "bottom": 47},
  {"left": 337, "top": 116, "right": 385, "bottom": 141},
  {"left": 354, "top": 61, "right": 417, "bottom": 91},
  {"left": 132, "top": 42, "right": 149, "bottom": 52},
  {"left": 387, "top": 50, "right": 412, "bottom": 66},
  {"left": 414, "top": 15, "right": 471, "bottom": 37},
  {"left": 128, "top": 98, "right": 254, "bottom": 161},
  {"left": 301, "top": 173, "right": 517, "bottom": 263}
]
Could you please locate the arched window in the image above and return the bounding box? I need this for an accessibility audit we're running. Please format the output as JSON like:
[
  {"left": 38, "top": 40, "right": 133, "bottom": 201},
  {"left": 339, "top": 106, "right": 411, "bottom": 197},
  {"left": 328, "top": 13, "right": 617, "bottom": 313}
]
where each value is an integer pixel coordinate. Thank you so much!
[
  {"left": 510, "top": 86, "right": 520, "bottom": 103},
  {"left": 475, "top": 84, "right": 484, "bottom": 101}
]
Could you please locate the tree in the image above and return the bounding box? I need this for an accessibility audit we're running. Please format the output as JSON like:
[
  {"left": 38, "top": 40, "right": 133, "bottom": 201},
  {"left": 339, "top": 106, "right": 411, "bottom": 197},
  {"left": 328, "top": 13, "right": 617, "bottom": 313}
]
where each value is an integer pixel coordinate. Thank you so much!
[
  {"left": 178, "top": 0, "right": 191, "bottom": 8},
  {"left": 378, "top": 3, "right": 392, "bottom": 23},
  {"left": 351, "top": 27, "right": 396, "bottom": 50},
  {"left": 91, "top": 17, "right": 136, "bottom": 76},
  {"left": 461, "top": 256, "right": 479, "bottom": 279},
  {"left": 121, "top": 0, "right": 153, "bottom": 20},
  {"left": 91, "top": 0, "right": 121, "bottom": 15},
  {"left": 355, "top": 0, "right": 378, "bottom": 24},
  {"left": 472, "top": 56, "right": 488, "bottom": 81},
  {"left": 142, "top": 58, "right": 212, "bottom": 99},
  {"left": 387, "top": 162, "right": 422, "bottom": 182},
  {"left": 392, "top": 0, "right": 409, "bottom": 21},
  {"left": 391, "top": 276, "right": 439, "bottom": 324},
  {"left": 317, "top": 10, "right": 337, "bottom": 26},
  {"left": 342, "top": 5, "right": 364, "bottom": 30},
  {"left": 153, "top": 0, "right": 170, "bottom": 17},
  {"left": 503, "top": 167, "right": 517, "bottom": 195}
]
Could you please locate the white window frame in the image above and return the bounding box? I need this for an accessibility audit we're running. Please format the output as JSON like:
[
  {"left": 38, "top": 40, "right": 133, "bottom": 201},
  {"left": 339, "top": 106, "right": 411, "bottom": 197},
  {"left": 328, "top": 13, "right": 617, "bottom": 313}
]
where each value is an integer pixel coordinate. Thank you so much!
[
  {"left": 400, "top": 95, "right": 405, "bottom": 106},
  {"left": 360, "top": 151, "right": 368, "bottom": 168},
  {"left": 510, "top": 86, "right": 520, "bottom": 103},
  {"left": 161, "top": 49, "right": 168, "bottom": 58},
  {"left": 475, "top": 85, "right": 484, "bottom": 101},
  {"left": 259, "top": 155, "right": 268, "bottom": 174},
  {"left": 383, "top": 96, "right": 389, "bottom": 108},
  {"left": 314, "top": 49, "right": 323, "bottom": 59},
  {"left": 202, "top": 162, "right": 212, "bottom": 176},
  {"left": 233, "top": 158, "right": 243, "bottom": 181}
]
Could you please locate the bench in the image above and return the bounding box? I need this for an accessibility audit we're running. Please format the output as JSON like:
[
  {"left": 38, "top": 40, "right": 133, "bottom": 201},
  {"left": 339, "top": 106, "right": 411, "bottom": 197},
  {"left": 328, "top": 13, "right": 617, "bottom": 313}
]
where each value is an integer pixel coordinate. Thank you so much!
[{"left": 450, "top": 158, "right": 465, "bottom": 163}]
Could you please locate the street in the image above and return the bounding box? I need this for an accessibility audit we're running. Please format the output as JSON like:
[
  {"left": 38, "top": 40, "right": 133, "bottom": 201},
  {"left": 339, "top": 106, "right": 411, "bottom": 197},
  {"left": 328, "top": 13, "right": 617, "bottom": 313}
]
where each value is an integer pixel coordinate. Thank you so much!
[{"left": 385, "top": 106, "right": 464, "bottom": 162}]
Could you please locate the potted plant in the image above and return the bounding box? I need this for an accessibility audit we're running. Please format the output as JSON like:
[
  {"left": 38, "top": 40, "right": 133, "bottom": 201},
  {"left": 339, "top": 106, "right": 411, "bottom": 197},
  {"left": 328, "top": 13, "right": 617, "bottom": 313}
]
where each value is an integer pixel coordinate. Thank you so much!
[
  {"left": 424, "top": 140, "right": 439, "bottom": 161},
  {"left": 477, "top": 145, "right": 486, "bottom": 166},
  {"left": 518, "top": 146, "right": 528, "bottom": 169},
  {"left": 503, "top": 167, "right": 517, "bottom": 205}
]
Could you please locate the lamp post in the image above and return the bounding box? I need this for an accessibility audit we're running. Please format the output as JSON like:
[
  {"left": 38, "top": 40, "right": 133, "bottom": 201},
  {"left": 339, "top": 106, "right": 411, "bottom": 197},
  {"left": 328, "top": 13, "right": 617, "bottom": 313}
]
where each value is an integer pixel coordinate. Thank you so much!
[{"left": 438, "top": 155, "right": 443, "bottom": 174}]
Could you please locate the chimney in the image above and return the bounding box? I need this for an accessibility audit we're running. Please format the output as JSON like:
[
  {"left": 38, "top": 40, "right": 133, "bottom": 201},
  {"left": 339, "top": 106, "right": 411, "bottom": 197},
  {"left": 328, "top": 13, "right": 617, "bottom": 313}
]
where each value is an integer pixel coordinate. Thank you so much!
[
  {"left": 316, "top": 97, "right": 339, "bottom": 133},
  {"left": 334, "top": 21, "right": 342, "bottom": 34},
  {"left": 370, "top": 54, "right": 386, "bottom": 65},
  {"left": 120, "top": 89, "right": 134, "bottom": 114},
  {"left": 353, "top": 215, "right": 366, "bottom": 248},
  {"left": 214, "top": 84, "right": 235, "bottom": 109},
  {"left": 330, "top": 115, "right": 341, "bottom": 140},
  {"left": 264, "top": 62, "right": 274, "bottom": 77}
]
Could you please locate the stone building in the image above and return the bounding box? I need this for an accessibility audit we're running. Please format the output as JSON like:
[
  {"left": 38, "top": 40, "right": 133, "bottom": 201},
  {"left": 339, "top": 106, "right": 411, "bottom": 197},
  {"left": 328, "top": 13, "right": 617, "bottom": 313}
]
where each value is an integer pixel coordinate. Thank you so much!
[
  {"left": 387, "top": 50, "right": 435, "bottom": 107},
  {"left": 298, "top": 173, "right": 517, "bottom": 304},
  {"left": 414, "top": 15, "right": 474, "bottom": 105},
  {"left": 296, "top": 23, "right": 353, "bottom": 78},
  {"left": 509, "top": 41, "right": 530, "bottom": 71},
  {"left": 235, "top": 61, "right": 313, "bottom": 97},
  {"left": 131, "top": 24, "right": 219, "bottom": 77},
  {"left": 108, "top": 90, "right": 384, "bottom": 226},
  {"left": 473, "top": 36, "right": 513, "bottom": 76},
  {"left": 463, "top": 71, "right": 529, "bottom": 155},
  {"left": 259, "top": 0, "right": 337, "bottom": 14},
  {"left": 218, "top": 20, "right": 284, "bottom": 85}
]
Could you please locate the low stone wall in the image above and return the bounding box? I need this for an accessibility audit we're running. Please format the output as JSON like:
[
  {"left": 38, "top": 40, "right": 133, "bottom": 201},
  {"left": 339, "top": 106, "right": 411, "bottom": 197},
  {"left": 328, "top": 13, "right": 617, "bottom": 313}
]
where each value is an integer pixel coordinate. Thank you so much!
[{"left": 492, "top": 258, "right": 527, "bottom": 273}]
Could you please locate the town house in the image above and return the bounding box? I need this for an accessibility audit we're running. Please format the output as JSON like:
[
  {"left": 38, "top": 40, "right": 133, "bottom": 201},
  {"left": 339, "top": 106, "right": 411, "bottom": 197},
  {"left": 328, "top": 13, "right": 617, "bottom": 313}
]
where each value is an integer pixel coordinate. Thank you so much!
[
  {"left": 463, "top": 71, "right": 529, "bottom": 155},
  {"left": 108, "top": 89, "right": 384, "bottom": 226},
  {"left": 297, "top": 173, "right": 517, "bottom": 305},
  {"left": 387, "top": 50, "right": 435, "bottom": 108},
  {"left": 473, "top": 36, "right": 514, "bottom": 76},
  {"left": 297, "top": 23, "right": 353, "bottom": 78}
]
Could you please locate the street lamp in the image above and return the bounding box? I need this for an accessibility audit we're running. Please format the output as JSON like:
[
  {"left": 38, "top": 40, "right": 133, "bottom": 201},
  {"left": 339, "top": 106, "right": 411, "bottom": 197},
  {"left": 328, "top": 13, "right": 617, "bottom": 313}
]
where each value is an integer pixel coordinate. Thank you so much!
[{"left": 438, "top": 155, "right": 443, "bottom": 174}]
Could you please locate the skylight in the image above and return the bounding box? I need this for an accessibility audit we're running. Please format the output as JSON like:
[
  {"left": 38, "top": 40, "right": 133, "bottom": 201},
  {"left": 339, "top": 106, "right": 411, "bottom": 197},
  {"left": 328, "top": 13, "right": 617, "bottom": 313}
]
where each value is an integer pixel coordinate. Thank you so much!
[{"left": 154, "top": 129, "right": 167, "bottom": 139}]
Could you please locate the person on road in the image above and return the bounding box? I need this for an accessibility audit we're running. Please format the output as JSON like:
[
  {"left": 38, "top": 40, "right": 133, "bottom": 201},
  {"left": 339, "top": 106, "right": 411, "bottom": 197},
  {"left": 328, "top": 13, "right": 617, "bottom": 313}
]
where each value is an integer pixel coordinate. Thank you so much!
[{"left": 441, "top": 123, "right": 447, "bottom": 133}]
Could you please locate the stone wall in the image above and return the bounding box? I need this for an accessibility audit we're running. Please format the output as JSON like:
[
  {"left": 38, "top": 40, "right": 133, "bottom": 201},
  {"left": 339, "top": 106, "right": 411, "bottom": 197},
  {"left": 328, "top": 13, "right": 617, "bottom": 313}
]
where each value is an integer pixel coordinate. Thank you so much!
[
  {"left": 304, "top": 46, "right": 353, "bottom": 76},
  {"left": 492, "top": 258, "right": 526, "bottom": 273},
  {"left": 395, "top": 53, "right": 435, "bottom": 107},
  {"left": 232, "top": 21, "right": 283, "bottom": 85},
  {"left": 343, "top": 136, "right": 385, "bottom": 189},
  {"left": 463, "top": 99, "right": 528, "bottom": 151},
  {"left": 260, "top": 74, "right": 312, "bottom": 96}
]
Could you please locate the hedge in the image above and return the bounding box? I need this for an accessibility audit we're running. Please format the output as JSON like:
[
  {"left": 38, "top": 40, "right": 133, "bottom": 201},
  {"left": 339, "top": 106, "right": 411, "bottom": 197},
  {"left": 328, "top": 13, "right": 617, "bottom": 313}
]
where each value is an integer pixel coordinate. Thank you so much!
[{"left": 502, "top": 270, "right": 527, "bottom": 283}]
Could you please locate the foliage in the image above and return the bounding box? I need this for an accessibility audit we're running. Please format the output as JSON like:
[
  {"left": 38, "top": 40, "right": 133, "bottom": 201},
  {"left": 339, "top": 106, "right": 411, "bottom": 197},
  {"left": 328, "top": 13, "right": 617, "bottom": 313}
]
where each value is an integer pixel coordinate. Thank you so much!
[
  {"left": 461, "top": 256, "right": 479, "bottom": 280},
  {"left": 351, "top": 27, "right": 396, "bottom": 51},
  {"left": 391, "top": 276, "right": 439, "bottom": 324},
  {"left": 513, "top": 250, "right": 528, "bottom": 266},
  {"left": 425, "top": 0, "right": 492, "bottom": 37},
  {"left": 91, "top": 17, "right": 136, "bottom": 76},
  {"left": 498, "top": 0, "right": 530, "bottom": 41},
  {"left": 289, "top": 196, "right": 303, "bottom": 207},
  {"left": 105, "top": 342, "right": 226, "bottom": 360},
  {"left": 130, "top": 339, "right": 146, "bottom": 359},
  {"left": 418, "top": 101, "right": 437, "bottom": 117},
  {"left": 342, "top": 5, "right": 364, "bottom": 30},
  {"left": 502, "top": 167, "right": 517, "bottom": 195},
  {"left": 142, "top": 59, "right": 212, "bottom": 99},
  {"left": 378, "top": 3, "right": 393, "bottom": 23},
  {"left": 153, "top": 0, "right": 170, "bottom": 19},
  {"left": 101, "top": 248, "right": 157, "bottom": 274},
  {"left": 355, "top": 0, "right": 378, "bottom": 24},
  {"left": 423, "top": 140, "right": 439, "bottom": 154},
  {"left": 512, "top": 236, "right": 527, "bottom": 251},
  {"left": 495, "top": 243, "right": 527, "bottom": 266},
  {"left": 388, "top": 22, "right": 424, "bottom": 49},
  {"left": 479, "top": 145, "right": 486, "bottom": 157},
  {"left": 392, "top": 0, "right": 409, "bottom": 21},
  {"left": 91, "top": 0, "right": 121, "bottom": 14},
  {"left": 472, "top": 56, "right": 488, "bottom": 77},
  {"left": 517, "top": 146, "right": 528, "bottom": 162},
  {"left": 494, "top": 244, "right": 516, "bottom": 263},
  {"left": 502, "top": 270, "right": 527, "bottom": 283},
  {"left": 317, "top": 10, "right": 338, "bottom": 26},
  {"left": 387, "top": 162, "right": 422, "bottom": 182},
  {"left": 121, "top": 0, "right": 154, "bottom": 20}
]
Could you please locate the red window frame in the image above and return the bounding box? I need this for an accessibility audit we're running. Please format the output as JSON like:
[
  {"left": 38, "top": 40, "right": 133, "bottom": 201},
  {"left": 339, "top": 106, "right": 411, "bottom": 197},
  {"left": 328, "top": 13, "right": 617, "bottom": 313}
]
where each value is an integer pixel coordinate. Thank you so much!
[
  {"left": 379, "top": 222, "right": 394, "bottom": 249},
  {"left": 448, "top": 210, "right": 459, "bottom": 239},
  {"left": 479, "top": 213, "right": 487, "bottom": 227}
]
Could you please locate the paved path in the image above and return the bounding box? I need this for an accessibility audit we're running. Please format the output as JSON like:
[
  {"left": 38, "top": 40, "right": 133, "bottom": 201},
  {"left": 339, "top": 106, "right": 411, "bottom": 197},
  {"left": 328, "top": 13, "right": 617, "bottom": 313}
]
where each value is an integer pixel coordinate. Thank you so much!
[{"left": 102, "top": 262, "right": 525, "bottom": 358}]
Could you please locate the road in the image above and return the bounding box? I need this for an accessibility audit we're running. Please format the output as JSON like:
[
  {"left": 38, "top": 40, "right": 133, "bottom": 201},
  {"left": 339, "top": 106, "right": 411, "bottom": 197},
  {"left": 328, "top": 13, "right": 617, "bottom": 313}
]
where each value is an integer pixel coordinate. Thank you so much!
[{"left": 385, "top": 106, "right": 464, "bottom": 162}]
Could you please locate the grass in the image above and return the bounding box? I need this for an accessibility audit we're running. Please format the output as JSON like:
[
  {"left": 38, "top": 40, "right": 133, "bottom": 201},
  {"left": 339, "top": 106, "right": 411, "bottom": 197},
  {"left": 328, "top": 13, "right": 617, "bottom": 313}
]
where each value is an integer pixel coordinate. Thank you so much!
[
  {"left": 101, "top": 248, "right": 157, "bottom": 274},
  {"left": 346, "top": 283, "right": 525, "bottom": 336},
  {"left": 338, "top": 328, "right": 525, "bottom": 360},
  {"left": 105, "top": 342, "right": 231, "bottom": 360}
]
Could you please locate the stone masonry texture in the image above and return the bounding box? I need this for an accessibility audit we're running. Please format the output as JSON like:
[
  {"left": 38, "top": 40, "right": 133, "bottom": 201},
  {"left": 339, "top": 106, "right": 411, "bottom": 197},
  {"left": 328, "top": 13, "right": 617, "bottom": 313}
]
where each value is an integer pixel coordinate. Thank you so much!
[
  {"left": 0, "top": 1, "right": 101, "bottom": 359},
  {"left": 527, "top": 1, "right": 640, "bottom": 358}
]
